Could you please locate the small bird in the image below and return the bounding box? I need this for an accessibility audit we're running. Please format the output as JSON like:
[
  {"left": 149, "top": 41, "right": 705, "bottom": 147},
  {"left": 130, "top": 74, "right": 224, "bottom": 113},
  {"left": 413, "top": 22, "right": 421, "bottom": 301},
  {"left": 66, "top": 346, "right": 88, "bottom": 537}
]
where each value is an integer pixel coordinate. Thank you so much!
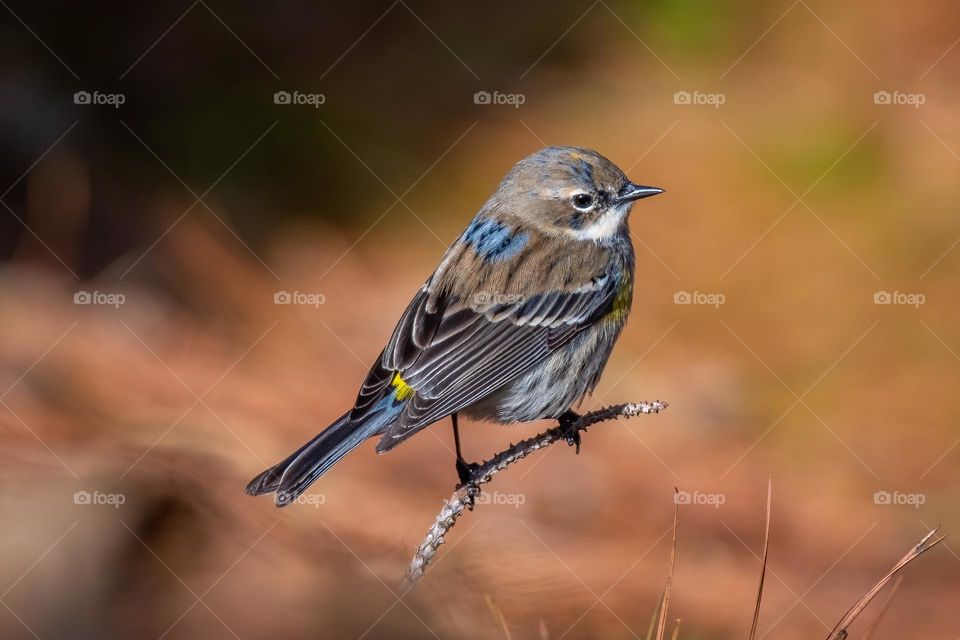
[{"left": 246, "top": 146, "right": 662, "bottom": 506}]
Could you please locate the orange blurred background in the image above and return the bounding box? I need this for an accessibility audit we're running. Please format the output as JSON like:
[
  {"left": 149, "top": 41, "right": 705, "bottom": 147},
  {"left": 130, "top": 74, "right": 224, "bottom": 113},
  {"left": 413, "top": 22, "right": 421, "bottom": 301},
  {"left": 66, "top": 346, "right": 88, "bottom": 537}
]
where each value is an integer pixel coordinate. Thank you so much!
[{"left": 1, "top": 1, "right": 959, "bottom": 638}]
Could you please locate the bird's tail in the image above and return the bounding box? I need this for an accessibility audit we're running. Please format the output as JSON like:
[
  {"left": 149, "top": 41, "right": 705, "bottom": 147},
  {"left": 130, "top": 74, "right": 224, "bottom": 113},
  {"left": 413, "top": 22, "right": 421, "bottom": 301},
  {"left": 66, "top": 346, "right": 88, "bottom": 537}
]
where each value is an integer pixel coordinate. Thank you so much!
[{"left": 245, "top": 410, "right": 381, "bottom": 507}]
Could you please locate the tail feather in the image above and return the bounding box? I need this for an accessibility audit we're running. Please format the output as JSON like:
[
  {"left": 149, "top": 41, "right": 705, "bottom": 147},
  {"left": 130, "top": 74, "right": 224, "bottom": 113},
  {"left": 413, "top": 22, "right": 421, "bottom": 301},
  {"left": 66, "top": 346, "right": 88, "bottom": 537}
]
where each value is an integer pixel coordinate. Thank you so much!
[
  {"left": 244, "top": 430, "right": 321, "bottom": 496},
  {"left": 245, "top": 409, "right": 388, "bottom": 507},
  {"left": 245, "top": 465, "right": 284, "bottom": 496},
  {"left": 274, "top": 414, "right": 376, "bottom": 506}
]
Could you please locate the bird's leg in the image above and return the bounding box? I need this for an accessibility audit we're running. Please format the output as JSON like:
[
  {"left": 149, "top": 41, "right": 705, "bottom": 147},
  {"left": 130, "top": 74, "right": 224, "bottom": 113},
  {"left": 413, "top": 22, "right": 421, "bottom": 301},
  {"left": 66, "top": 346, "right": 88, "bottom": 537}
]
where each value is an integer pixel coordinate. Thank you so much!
[
  {"left": 452, "top": 413, "right": 480, "bottom": 489},
  {"left": 559, "top": 409, "right": 583, "bottom": 454}
]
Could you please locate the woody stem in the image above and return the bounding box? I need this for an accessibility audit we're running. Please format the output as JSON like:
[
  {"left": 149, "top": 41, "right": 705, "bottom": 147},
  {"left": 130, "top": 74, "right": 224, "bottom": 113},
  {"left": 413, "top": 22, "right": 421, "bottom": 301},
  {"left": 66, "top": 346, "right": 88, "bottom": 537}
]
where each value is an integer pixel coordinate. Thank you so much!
[{"left": 404, "top": 399, "right": 669, "bottom": 585}]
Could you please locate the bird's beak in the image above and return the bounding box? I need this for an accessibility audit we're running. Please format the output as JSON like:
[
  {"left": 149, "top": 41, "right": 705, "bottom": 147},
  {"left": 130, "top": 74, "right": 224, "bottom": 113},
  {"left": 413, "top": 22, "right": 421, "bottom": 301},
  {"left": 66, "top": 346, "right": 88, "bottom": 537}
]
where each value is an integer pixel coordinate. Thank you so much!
[{"left": 615, "top": 183, "right": 664, "bottom": 203}]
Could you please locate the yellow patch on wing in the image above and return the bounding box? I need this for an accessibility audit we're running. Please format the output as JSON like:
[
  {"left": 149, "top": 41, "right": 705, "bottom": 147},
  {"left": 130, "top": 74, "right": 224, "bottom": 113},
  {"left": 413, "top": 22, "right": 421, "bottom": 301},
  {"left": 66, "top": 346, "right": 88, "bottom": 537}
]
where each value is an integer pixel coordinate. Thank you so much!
[
  {"left": 391, "top": 371, "right": 415, "bottom": 401},
  {"left": 605, "top": 273, "right": 633, "bottom": 323}
]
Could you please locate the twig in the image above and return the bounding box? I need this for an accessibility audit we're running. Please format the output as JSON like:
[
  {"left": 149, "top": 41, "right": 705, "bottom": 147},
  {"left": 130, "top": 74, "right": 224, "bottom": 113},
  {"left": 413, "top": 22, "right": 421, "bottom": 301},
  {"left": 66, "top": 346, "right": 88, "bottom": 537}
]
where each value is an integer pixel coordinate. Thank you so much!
[
  {"left": 748, "top": 477, "right": 772, "bottom": 640},
  {"left": 404, "top": 400, "right": 669, "bottom": 584},
  {"left": 825, "top": 526, "right": 945, "bottom": 639}
]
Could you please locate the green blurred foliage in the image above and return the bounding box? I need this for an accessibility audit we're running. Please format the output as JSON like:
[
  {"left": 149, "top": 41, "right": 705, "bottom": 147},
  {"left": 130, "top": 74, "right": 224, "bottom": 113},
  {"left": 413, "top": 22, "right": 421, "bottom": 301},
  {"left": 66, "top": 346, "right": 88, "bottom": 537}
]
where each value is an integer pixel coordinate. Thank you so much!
[
  {"left": 762, "top": 124, "right": 885, "bottom": 198},
  {"left": 645, "top": 0, "right": 734, "bottom": 56}
]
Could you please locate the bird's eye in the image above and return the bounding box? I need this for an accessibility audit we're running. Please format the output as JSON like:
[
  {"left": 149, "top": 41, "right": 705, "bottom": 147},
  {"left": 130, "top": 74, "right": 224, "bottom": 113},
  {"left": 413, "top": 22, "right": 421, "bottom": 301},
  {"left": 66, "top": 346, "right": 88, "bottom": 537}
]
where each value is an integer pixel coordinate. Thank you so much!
[{"left": 572, "top": 193, "right": 595, "bottom": 210}]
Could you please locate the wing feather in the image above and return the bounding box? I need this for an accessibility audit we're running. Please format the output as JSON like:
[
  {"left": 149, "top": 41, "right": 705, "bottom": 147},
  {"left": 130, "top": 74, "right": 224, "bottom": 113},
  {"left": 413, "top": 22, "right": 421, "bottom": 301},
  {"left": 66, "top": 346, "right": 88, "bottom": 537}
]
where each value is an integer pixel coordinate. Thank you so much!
[
  {"left": 375, "top": 277, "right": 618, "bottom": 451},
  {"left": 347, "top": 229, "right": 625, "bottom": 452}
]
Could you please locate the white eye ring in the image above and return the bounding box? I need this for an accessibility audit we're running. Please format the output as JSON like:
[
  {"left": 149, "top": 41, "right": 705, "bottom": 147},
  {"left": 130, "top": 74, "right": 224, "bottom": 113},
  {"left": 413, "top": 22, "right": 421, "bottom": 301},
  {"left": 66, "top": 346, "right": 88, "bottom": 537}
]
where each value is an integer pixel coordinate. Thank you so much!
[{"left": 571, "top": 192, "right": 596, "bottom": 211}]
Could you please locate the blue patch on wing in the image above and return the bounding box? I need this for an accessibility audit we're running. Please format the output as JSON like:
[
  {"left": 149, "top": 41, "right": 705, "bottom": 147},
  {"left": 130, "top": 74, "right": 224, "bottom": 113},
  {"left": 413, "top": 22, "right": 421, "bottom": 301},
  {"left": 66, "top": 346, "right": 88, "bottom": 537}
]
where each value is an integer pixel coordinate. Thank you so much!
[{"left": 464, "top": 217, "right": 529, "bottom": 262}]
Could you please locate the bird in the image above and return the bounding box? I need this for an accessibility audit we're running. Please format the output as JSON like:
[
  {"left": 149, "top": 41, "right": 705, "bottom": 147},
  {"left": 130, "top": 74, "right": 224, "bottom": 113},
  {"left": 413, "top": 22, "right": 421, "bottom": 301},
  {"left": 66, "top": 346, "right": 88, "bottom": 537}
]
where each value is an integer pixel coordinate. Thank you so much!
[{"left": 245, "top": 146, "right": 663, "bottom": 506}]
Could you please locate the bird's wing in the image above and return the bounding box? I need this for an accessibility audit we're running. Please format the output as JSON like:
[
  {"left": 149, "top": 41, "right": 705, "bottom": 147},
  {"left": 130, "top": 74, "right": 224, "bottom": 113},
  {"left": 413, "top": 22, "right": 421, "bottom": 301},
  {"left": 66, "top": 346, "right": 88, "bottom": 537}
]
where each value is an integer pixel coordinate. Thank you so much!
[{"left": 352, "top": 233, "right": 623, "bottom": 452}]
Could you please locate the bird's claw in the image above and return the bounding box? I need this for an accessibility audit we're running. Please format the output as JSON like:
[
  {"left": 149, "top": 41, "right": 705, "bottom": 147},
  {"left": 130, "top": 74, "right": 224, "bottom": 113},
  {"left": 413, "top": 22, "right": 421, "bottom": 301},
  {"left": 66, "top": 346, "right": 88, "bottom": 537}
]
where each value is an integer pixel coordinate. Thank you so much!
[
  {"left": 456, "top": 457, "right": 480, "bottom": 488},
  {"left": 559, "top": 410, "right": 583, "bottom": 454},
  {"left": 460, "top": 483, "right": 481, "bottom": 510},
  {"left": 455, "top": 458, "right": 482, "bottom": 509}
]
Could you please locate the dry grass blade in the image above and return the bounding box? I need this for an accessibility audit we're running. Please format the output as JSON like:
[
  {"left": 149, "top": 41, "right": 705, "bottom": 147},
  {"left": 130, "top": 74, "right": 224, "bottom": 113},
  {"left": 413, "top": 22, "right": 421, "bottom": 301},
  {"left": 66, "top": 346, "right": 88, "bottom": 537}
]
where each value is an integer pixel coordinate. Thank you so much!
[
  {"left": 862, "top": 574, "right": 904, "bottom": 640},
  {"left": 645, "top": 586, "right": 666, "bottom": 640},
  {"left": 538, "top": 619, "right": 550, "bottom": 640},
  {"left": 748, "top": 477, "right": 772, "bottom": 640},
  {"left": 484, "top": 593, "right": 513, "bottom": 640},
  {"left": 655, "top": 489, "right": 680, "bottom": 640},
  {"left": 826, "top": 525, "right": 945, "bottom": 640},
  {"left": 669, "top": 618, "right": 681, "bottom": 640}
]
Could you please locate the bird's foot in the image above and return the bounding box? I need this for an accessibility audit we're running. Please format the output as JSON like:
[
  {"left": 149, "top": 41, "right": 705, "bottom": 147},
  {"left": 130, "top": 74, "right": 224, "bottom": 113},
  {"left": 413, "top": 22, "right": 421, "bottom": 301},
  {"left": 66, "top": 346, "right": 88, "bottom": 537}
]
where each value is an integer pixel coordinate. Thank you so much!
[
  {"left": 559, "top": 410, "right": 583, "bottom": 454},
  {"left": 460, "top": 482, "right": 481, "bottom": 510},
  {"left": 456, "top": 457, "right": 480, "bottom": 488},
  {"left": 456, "top": 458, "right": 482, "bottom": 509}
]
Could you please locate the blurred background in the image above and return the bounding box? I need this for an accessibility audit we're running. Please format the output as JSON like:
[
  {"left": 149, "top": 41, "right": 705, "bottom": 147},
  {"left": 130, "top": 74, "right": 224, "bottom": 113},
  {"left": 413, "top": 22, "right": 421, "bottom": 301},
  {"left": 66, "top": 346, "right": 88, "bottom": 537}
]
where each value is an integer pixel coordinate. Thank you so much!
[{"left": 1, "top": 1, "right": 958, "bottom": 638}]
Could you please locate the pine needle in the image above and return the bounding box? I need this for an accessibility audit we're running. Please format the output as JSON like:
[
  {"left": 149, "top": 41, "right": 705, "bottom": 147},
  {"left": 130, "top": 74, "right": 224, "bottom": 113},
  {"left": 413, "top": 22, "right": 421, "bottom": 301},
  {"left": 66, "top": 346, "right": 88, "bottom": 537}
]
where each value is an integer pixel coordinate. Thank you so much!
[
  {"left": 484, "top": 593, "right": 512, "bottom": 640},
  {"left": 646, "top": 586, "right": 666, "bottom": 640},
  {"left": 826, "top": 526, "right": 945, "bottom": 639},
  {"left": 862, "top": 574, "right": 904, "bottom": 640},
  {"left": 655, "top": 489, "right": 680, "bottom": 640},
  {"left": 748, "top": 477, "right": 772, "bottom": 640}
]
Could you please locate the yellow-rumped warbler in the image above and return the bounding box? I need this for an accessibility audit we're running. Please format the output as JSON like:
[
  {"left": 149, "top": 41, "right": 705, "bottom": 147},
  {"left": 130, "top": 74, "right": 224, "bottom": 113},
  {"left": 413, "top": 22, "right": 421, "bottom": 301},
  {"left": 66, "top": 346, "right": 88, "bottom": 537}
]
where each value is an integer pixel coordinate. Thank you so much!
[{"left": 246, "top": 146, "right": 662, "bottom": 505}]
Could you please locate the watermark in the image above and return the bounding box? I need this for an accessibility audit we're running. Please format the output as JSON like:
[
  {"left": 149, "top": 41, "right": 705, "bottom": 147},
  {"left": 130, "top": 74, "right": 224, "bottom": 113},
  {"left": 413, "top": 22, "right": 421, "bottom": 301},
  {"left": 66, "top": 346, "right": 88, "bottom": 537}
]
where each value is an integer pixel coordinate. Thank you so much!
[
  {"left": 674, "top": 290, "right": 725, "bottom": 308},
  {"left": 469, "top": 491, "right": 526, "bottom": 508},
  {"left": 74, "top": 490, "right": 126, "bottom": 508},
  {"left": 472, "top": 292, "right": 526, "bottom": 306},
  {"left": 673, "top": 90, "right": 725, "bottom": 108},
  {"left": 74, "top": 90, "right": 125, "bottom": 108},
  {"left": 74, "top": 290, "right": 125, "bottom": 308},
  {"left": 292, "top": 493, "right": 325, "bottom": 508},
  {"left": 873, "top": 90, "right": 925, "bottom": 108},
  {"left": 675, "top": 490, "right": 725, "bottom": 508},
  {"left": 274, "top": 290, "right": 326, "bottom": 308},
  {"left": 873, "top": 290, "right": 925, "bottom": 308},
  {"left": 473, "top": 90, "right": 525, "bottom": 109},
  {"left": 873, "top": 491, "right": 925, "bottom": 508},
  {"left": 273, "top": 90, "right": 326, "bottom": 108}
]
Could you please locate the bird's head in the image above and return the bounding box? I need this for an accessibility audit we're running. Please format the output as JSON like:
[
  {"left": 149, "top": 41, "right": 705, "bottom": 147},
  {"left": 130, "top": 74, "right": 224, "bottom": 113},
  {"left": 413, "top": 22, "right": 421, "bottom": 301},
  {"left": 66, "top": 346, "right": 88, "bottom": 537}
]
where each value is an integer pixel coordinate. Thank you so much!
[{"left": 488, "top": 146, "right": 662, "bottom": 241}]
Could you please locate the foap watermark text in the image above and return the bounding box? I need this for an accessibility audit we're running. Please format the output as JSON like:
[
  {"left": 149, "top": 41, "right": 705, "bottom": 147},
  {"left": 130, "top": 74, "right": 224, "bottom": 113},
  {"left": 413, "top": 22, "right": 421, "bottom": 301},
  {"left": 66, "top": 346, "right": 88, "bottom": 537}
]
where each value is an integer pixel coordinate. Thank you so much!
[
  {"left": 467, "top": 491, "right": 526, "bottom": 508},
  {"left": 675, "top": 490, "right": 725, "bottom": 508},
  {"left": 874, "top": 491, "right": 925, "bottom": 508},
  {"left": 472, "top": 292, "right": 526, "bottom": 305},
  {"left": 674, "top": 290, "right": 725, "bottom": 308},
  {"left": 474, "top": 90, "right": 525, "bottom": 108},
  {"left": 274, "top": 90, "right": 325, "bottom": 108},
  {"left": 873, "top": 90, "right": 925, "bottom": 108},
  {"left": 274, "top": 291, "right": 326, "bottom": 307},
  {"left": 673, "top": 90, "right": 725, "bottom": 108},
  {"left": 874, "top": 291, "right": 925, "bottom": 308},
  {"left": 292, "top": 493, "right": 326, "bottom": 508},
  {"left": 75, "top": 290, "right": 125, "bottom": 308},
  {"left": 74, "top": 90, "right": 125, "bottom": 108},
  {"left": 74, "top": 490, "right": 126, "bottom": 508}
]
